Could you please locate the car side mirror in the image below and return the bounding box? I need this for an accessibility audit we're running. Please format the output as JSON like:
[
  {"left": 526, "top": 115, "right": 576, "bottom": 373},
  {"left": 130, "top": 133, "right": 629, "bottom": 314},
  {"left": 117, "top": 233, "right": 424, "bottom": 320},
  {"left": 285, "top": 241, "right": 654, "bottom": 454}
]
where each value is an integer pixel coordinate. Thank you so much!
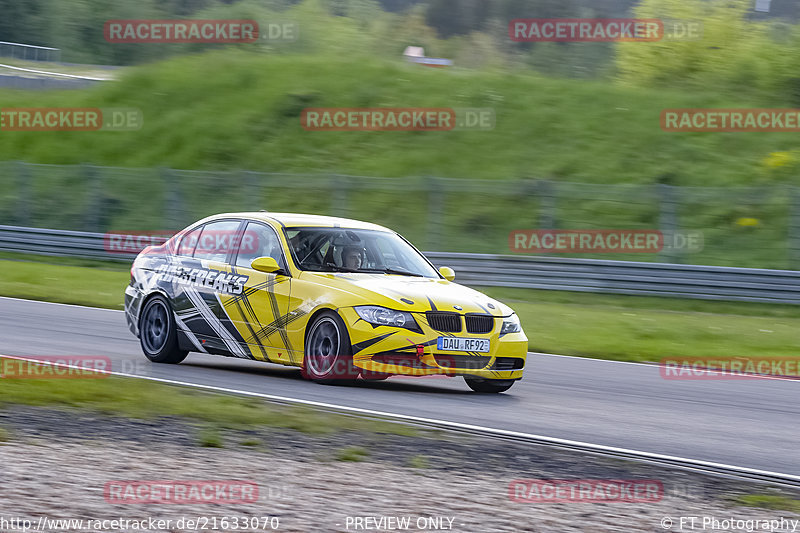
[
  {"left": 439, "top": 266, "right": 455, "bottom": 281},
  {"left": 251, "top": 256, "right": 283, "bottom": 274}
]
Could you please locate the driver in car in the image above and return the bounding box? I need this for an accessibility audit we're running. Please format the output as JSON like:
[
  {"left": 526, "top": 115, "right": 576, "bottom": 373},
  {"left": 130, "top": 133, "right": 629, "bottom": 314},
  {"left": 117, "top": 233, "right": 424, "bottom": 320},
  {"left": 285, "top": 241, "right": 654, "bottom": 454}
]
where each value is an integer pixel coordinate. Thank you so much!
[{"left": 342, "top": 245, "right": 364, "bottom": 270}]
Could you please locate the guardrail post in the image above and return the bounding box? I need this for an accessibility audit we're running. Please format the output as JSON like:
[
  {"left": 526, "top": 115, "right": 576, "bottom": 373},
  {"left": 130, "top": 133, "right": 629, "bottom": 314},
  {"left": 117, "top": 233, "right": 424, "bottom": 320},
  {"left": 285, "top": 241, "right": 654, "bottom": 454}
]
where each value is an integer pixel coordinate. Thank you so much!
[
  {"left": 83, "top": 163, "right": 101, "bottom": 232},
  {"left": 243, "top": 170, "right": 262, "bottom": 211},
  {"left": 788, "top": 186, "right": 800, "bottom": 269},
  {"left": 161, "top": 167, "right": 185, "bottom": 230},
  {"left": 331, "top": 175, "right": 348, "bottom": 217},
  {"left": 15, "top": 161, "right": 31, "bottom": 227},
  {"left": 658, "top": 183, "right": 680, "bottom": 263},
  {"left": 427, "top": 177, "right": 444, "bottom": 250},
  {"left": 538, "top": 179, "right": 557, "bottom": 229}
]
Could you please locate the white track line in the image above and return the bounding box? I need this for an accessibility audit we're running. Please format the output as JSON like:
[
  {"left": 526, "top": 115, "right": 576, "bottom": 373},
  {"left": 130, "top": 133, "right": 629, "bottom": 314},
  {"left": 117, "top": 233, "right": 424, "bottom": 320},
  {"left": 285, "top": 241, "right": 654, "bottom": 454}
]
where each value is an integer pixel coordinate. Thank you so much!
[
  {"left": 0, "top": 296, "right": 124, "bottom": 312},
  {"left": 2, "top": 353, "right": 798, "bottom": 483},
  {"left": 0, "top": 62, "right": 111, "bottom": 81}
]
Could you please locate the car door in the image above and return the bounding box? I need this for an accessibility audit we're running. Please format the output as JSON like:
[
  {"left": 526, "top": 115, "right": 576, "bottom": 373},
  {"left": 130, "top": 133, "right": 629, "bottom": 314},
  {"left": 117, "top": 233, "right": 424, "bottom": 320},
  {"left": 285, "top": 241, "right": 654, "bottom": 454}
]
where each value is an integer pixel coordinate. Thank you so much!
[
  {"left": 182, "top": 219, "right": 251, "bottom": 358},
  {"left": 165, "top": 222, "right": 222, "bottom": 352},
  {"left": 218, "top": 221, "right": 295, "bottom": 364}
]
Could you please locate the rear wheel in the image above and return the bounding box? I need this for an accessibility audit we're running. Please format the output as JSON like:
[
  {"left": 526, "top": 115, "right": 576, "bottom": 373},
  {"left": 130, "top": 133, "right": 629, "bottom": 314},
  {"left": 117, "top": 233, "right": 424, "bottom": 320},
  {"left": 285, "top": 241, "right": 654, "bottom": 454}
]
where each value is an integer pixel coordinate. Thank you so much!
[
  {"left": 464, "top": 377, "right": 515, "bottom": 393},
  {"left": 302, "top": 311, "right": 358, "bottom": 383},
  {"left": 139, "top": 295, "right": 188, "bottom": 364}
]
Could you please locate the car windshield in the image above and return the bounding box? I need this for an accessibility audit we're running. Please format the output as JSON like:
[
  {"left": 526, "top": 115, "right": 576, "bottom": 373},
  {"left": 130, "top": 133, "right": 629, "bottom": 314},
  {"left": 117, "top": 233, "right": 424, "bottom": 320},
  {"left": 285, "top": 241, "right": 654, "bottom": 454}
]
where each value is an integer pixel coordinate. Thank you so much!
[{"left": 284, "top": 227, "right": 439, "bottom": 278}]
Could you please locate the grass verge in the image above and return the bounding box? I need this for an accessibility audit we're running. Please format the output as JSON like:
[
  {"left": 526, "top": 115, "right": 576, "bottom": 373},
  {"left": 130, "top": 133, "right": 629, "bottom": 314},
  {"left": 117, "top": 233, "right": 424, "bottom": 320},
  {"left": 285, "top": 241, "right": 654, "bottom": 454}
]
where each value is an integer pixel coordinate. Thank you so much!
[
  {"left": 0, "top": 370, "right": 417, "bottom": 438},
  {"left": 481, "top": 287, "right": 800, "bottom": 362},
  {"left": 335, "top": 446, "right": 370, "bottom": 462},
  {"left": 197, "top": 426, "right": 225, "bottom": 448},
  {"left": 735, "top": 494, "right": 800, "bottom": 513},
  {"left": 3, "top": 255, "right": 799, "bottom": 363},
  {"left": 0, "top": 256, "right": 128, "bottom": 309}
]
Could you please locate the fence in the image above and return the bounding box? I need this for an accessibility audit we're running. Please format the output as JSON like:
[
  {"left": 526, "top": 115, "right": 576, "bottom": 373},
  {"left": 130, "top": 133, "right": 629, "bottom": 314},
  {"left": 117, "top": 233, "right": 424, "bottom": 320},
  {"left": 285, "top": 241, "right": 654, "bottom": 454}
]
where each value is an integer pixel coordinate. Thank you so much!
[
  {"left": 0, "top": 42, "right": 61, "bottom": 62},
  {"left": 2, "top": 224, "right": 800, "bottom": 304},
  {"left": 0, "top": 161, "right": 797, "bottom": 269}
]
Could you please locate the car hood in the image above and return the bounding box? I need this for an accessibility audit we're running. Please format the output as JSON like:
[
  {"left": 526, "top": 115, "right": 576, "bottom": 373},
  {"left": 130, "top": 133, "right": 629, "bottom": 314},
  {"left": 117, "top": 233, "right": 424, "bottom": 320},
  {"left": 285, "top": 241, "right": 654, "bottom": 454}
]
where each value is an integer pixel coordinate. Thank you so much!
[{"left": 301, "top": 272, "right": 513, "bottom": 316}]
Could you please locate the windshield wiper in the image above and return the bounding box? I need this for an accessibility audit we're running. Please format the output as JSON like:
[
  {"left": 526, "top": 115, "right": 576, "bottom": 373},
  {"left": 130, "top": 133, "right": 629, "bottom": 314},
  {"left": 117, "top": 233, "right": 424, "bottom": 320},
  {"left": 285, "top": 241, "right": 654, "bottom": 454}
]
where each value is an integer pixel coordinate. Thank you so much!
[
  {"left": 376, "top": 267, "right": 424, "bottom": 277},
  {"left": 323, "top": 262, "right": 360, "bottom": 273},
  {"left": 320, "top": 263, "right": 424, "bottom": 277}
]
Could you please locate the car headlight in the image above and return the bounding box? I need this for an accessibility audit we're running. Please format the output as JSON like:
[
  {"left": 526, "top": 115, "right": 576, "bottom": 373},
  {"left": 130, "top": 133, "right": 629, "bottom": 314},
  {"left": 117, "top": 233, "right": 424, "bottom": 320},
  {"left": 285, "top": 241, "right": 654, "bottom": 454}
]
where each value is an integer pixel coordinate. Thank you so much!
[
  {"left": 501, "top": 313, "right": 522, "bottom": 335},
  {"left": 355, "top": 306, "right": 420, "bottom": 331}
]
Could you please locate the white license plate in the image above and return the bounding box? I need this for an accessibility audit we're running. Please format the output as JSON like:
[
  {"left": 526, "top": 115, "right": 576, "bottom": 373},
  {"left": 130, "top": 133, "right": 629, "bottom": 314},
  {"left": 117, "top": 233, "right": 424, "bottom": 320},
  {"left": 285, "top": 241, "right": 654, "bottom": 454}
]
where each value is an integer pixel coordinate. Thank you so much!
[{"left": 437, "top": 337, "right": 490, "bottom": 353}]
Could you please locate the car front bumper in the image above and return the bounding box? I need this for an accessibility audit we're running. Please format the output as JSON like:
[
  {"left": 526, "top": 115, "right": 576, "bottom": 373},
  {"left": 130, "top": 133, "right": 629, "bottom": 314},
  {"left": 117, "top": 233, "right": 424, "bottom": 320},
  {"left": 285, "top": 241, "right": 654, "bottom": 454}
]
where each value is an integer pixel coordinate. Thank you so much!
[{"left": 342, "top": 308, "right": 527, "bottom": 380}]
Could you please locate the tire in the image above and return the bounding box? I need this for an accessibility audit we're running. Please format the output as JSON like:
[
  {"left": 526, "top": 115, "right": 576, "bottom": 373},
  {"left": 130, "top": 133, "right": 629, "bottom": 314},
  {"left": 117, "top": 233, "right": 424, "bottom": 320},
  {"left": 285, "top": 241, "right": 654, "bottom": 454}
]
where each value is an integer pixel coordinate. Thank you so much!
[
  {"left": 139, "top": 295, "right": 188, "bottom": 364},
  {"left": 464, "top": 377, "right": 515, "bottom": 393},
  {"left": 302, "top": 311, "right": 358, "bottom": 383}
]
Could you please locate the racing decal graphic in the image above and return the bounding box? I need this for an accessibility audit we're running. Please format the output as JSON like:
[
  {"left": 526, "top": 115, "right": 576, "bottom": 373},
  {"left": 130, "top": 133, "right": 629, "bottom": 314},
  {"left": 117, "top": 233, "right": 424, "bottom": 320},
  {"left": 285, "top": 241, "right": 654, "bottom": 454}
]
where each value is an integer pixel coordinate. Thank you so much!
[
  {"left": 183, "top": 286, "right": 251, "bottom": 359},
  {"left": 426, "top": 296, "right": 438, "bottom": 311},
  {"left": 472, "top": 300, "right": 492, "bottom": 314},
  {"left": 219, "top": 273, "right": 299, "bottom": 361},
  {"left": 174, "top": 313, "right": 208, "bottom": 353},
  {"left": 351, "top": 332, "right": 396, "bottom": 354},
  {"left": 154, "top": 263, "right": 248, "bottom": 295}
]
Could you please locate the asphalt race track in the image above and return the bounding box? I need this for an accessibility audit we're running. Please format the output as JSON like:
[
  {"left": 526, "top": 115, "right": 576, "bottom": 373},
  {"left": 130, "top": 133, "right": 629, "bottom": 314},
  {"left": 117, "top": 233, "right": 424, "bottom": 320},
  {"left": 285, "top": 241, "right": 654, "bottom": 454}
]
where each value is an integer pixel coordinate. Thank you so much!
[{"left": 2, "top": 296, "right": 798, "bottom": 476}]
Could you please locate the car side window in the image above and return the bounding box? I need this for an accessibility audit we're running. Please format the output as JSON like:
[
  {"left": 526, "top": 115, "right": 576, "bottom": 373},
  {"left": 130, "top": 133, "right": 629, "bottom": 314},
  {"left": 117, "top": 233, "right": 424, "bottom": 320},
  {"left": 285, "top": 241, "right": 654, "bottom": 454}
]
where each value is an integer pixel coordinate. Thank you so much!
[
  {"left": 235, "top": 222, "right": 284, "bottom": 269},
  {"left": 374, "top": 234, "right": 403, "bottom": 268},
  {"left": 193, "top": 220, "right": 242, "bottom": 263},
  {"left": 177, "top": 226, "right": 202, "bottom": 256}
]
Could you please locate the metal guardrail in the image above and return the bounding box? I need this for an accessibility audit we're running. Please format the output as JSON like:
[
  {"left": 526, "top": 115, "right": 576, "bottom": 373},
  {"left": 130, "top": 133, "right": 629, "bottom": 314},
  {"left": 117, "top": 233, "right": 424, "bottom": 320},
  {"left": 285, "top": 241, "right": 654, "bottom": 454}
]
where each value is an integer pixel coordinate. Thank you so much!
[
  {"left": 0, "top": 225, "right": 134, "bottom": 262},
  {"left": 0, "top": 41, "right": 61, "bottom": 62},
  {"left": 3, "top": 224, "right": 800, "bottom": 304},
  {"left": 425, "top": 252, "right": 800, "bottom": 304}
]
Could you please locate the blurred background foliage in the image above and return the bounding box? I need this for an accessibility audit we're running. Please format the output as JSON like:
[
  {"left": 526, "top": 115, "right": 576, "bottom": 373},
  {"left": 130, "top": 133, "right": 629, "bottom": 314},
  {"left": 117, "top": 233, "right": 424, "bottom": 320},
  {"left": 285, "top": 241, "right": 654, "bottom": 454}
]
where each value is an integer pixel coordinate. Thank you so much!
[
  {"left": 4, "top": 0, "right": 800, "bottom": 267},
  {"left": 3, "top": 0, "right": 800, "bottom": 99}
]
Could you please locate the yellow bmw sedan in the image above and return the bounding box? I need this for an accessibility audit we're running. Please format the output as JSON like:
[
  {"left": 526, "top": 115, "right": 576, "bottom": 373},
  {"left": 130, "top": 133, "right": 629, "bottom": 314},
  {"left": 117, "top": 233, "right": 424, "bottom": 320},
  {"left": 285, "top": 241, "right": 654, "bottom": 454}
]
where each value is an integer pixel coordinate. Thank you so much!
[{"left": 124, "top": 212, "right": 527, "bottom": 393}]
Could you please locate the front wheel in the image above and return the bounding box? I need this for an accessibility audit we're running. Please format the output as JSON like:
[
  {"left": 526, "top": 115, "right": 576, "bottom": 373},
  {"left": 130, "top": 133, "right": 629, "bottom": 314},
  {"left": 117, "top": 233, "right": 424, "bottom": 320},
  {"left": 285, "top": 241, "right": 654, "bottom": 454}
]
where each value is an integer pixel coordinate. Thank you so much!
[
  {"left": 302, "top": 311, "right": 358, "bottom": 383},
  {"left": 139, "top": 295, "right": 188, "bottom": 364},
  {"left": 464, "top": 377, "right": 515, "bottom": 393}
]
